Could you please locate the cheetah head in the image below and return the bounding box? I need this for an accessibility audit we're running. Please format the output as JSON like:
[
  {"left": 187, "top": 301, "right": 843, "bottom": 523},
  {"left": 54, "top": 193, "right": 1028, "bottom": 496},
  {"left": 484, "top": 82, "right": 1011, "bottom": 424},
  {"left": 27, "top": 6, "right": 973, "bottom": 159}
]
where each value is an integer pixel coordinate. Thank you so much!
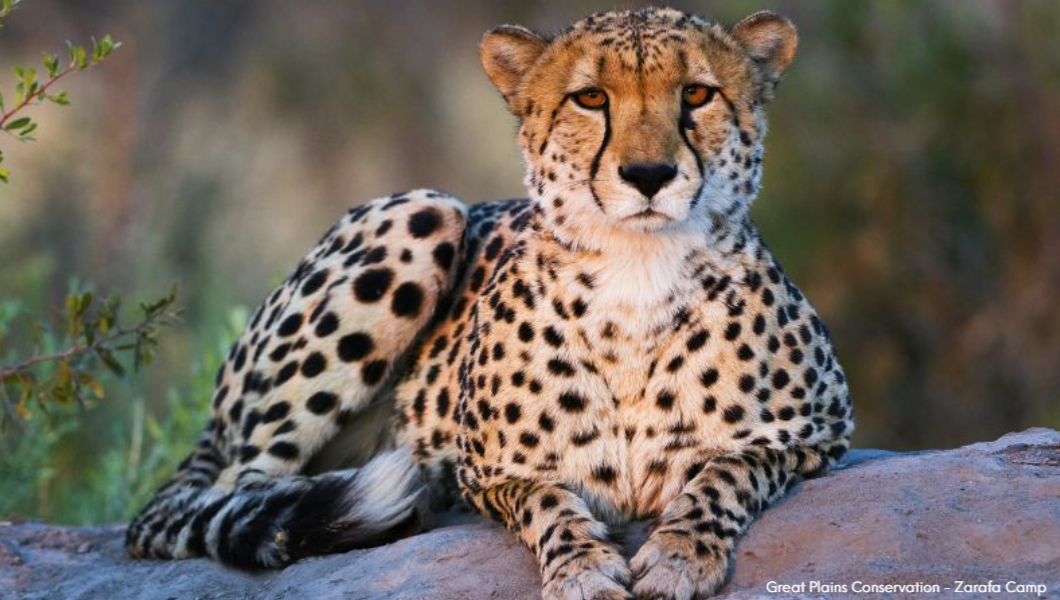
[{"left": 481, "top": 8, "right": 797, "bottom": 249}]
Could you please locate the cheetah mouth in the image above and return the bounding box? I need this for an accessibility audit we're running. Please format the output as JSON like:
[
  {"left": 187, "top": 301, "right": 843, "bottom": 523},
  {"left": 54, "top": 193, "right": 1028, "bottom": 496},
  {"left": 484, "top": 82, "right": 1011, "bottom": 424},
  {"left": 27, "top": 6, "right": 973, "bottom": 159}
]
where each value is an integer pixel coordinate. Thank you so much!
[{"left": 625, "top": 209, "right": 672, "bottom": 221}]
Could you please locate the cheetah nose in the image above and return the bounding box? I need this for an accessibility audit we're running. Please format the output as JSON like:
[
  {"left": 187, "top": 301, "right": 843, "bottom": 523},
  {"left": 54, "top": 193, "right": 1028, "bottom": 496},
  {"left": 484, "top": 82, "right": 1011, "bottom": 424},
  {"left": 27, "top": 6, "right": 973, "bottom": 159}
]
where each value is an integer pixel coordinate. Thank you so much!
[{"left": 618, "top": 162, "right": 678, "bottom": 199}]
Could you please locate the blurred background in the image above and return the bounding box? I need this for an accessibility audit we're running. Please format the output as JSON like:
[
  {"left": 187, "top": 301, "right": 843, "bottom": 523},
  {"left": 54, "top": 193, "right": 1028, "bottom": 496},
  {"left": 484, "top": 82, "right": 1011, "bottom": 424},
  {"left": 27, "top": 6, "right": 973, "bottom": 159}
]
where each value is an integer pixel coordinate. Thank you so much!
[{"left": 0, "top": 0, "right": 1057, "bottom": 524}]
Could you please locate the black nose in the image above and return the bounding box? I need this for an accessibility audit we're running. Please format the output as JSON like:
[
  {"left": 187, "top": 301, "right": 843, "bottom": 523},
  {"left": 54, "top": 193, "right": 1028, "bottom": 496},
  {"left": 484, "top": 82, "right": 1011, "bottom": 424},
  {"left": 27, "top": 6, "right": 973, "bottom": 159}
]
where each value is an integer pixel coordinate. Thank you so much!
[{"left": 618, "top": 163, "right": 678, "bottom": 198}]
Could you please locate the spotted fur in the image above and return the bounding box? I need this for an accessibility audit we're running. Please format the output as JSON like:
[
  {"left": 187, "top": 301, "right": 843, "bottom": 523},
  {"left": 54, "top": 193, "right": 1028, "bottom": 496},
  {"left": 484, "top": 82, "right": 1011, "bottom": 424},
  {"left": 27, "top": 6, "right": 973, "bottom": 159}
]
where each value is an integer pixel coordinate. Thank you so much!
[{"left": 128, "top": 8, "right": 852, "bottom": 600}]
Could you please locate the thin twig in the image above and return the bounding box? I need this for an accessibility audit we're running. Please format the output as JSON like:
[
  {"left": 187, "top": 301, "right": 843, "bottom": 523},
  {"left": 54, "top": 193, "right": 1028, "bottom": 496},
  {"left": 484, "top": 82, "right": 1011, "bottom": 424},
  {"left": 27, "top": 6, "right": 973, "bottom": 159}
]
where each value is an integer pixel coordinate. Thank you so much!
[{"left": 0, "top": 314, "right": 165, "bottom": 383}]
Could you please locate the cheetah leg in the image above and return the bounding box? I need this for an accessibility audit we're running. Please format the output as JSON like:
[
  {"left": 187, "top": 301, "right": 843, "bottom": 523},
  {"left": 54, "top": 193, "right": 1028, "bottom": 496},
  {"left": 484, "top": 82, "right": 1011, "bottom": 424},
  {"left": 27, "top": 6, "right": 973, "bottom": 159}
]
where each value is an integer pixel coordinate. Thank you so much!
[
  {"left": 630, "top": 440, "right": 850, "bottom": 600},
  {"left": 469, "top": 481, "right": 632, "bottom": 600},
  {"left": 128, "top": 189, "right": 468, "bottom": 567},
  {"left": 217, "top": 189, "right": 469, "bottom": 488}
]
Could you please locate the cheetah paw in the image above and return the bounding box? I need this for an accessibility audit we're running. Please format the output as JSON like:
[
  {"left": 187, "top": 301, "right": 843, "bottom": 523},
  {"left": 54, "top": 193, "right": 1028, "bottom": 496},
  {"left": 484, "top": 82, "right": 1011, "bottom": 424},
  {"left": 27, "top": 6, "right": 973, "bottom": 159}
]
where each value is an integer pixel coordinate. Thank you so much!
[
  {"left": 542, "top": 550, "right": 632, "bottom": 600},
  {"left": 630, "top": 532, "right": 729, "bottom": 600}
]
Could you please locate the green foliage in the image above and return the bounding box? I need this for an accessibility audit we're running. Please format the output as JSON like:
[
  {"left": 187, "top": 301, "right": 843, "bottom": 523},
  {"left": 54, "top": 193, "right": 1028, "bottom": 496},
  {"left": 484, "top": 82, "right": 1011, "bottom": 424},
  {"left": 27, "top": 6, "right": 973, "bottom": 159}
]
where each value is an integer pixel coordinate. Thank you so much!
[
  {"left": 0, "top": 307, "right": 242, "bottom": 524},
  {"left": 0, "top": 0, "right": 120, "bottom": 183},
  {"left": 0, "top": 285, "right": 181, "bottom": 433}
]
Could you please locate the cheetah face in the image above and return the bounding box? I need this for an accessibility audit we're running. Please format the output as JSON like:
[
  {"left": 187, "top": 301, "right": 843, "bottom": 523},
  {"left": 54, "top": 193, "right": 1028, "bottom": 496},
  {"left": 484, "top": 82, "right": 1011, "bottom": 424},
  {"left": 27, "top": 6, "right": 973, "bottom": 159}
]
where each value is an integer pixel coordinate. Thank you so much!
[{"left": 481, "top": 8, "right": 797, "bottom": 244}]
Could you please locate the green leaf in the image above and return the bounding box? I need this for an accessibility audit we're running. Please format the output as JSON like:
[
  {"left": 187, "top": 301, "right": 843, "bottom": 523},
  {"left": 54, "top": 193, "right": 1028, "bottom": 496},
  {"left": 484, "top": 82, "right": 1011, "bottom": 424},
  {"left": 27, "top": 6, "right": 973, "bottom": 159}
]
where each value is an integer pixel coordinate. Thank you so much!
[
  {"left": 79, "top": 291, "right": 94, "bottom": 316},
  {"left": 18, "top": 120, "right": 36, "bottom": 140},
  {"left": 43, "top": 53, "right": 60, "bottom": 77},
  {"left": 49, "top": 90, "right": 70, "bottom": 106},
  {"left": 78, "top": 373, "right": 104, "bottom": 399},
  {"left": 4, "top": 116, "right": 29, "bottom": 131},
  {"left": 97, "top": 349, "right": 125, "bottom": 377}
]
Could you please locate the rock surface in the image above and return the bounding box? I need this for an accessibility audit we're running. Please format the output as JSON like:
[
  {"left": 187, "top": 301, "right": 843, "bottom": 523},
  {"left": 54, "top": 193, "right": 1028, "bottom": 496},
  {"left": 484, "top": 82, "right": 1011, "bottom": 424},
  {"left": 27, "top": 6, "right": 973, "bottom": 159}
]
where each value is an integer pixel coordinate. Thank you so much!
[{"left": 1, "top": 428, "right": 1058, "bottom": 600}]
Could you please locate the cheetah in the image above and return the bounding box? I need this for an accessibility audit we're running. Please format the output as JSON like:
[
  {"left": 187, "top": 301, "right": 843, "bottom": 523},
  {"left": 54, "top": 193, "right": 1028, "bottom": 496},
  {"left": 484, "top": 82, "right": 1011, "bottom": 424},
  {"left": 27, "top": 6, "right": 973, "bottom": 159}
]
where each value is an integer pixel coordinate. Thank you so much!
[{"left": 127, "top": 8, "right": 853, "bottom": 600}]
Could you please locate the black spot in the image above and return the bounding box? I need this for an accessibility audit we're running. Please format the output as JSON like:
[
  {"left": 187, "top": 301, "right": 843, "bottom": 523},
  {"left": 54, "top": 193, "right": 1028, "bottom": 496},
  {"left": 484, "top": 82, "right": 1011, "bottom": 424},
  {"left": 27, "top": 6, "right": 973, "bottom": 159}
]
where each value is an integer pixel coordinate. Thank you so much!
[
  {"left": 240, "top": 409, "right": 260, "bottom": 436},
  {"left": 362, "top": 246, "right": 387, "bottom": 265},
  {"left": 548, "top": 358, "right": 575, "bottom": 377},
  {"left": 301, "top": 270, "right": 328, "bottom": 296},
  {"left": 353, "top": 268, "right": 394, "bottom": 303},
  {"left": 738, "top": 375, "right": 756, "bottom": 393},
  {"left": 391, "top": 282, "right": 425, "bottom": 318},
  {"left": 362, "top": 359, "right": 388, "bottom": 385},
  {"left": 338, "top": 332, "right": 374, "bottom": 362},
  {"left": 592, "top": 465, "right": 617, "bottom": 484},
  {"left": 314, "top": 312, "right": 339, "bottom": 337},
  {"left": 505, "top": 403, "right": 522, "bottom": 424},
  {"left": 540, "top": 494, "right": 558, "bottom": 510},
  {"left": 239, "top": 445, "right": 260, "bottom": 463},
  {"left": 737, "top": 344, "right": 755, "bottom": 361},
  {"left": 433, "top": 242, "right": 455, "bottom": 270},
  {"left": 656, "top": 390, "right": 676, "bottom": 410},
  {"left": 724, "top": 322, "right": 742, "bottom": 341},
  {"left": 519, "top": 432, "right": 539, "bottom": 448},
  {"left": 485, "top": 236, "right": 504, "bottom": 260},
  {"left": 227, "top": 399, "right": 244, "bottom": 422},
  {"left": 666, "top": 356, "right": 685, "bottom": 373},
  {"left": 558, "top": 392, "right": 587, "bottom": 413},
  {"left": 267, "top": 441, "right": 299, "bottom": 460},
  {"left": 307, "top": 391, "right": 338, "bottom": 414},
  {"left": 571, "top": 298, "right": 587, "bottom": 318},
  {"left": 233, "top": 346, "right": 247, "bottom": 372},
  {"left": 543, "top": 327, "right": 564, "bottom": 347},
  {"left": 538, "top": 412, "right": 555, "bottom": 431},
  {"left": 276, "top": 361, "right": 299, "bottom": 385},
  {"left": 518, "top": 322, "right": 535, "bottom": 342},
  {"left": 723, "top": 405, "right": 745, "bottom": 423},
  {"left": 278, "top": 313, "right": 303, "bottom": 337},
  {"left": 687, "top": 329, "right": 709, "bottom": 351},
  {"left": 701, "top": 368, "right": 720, "bottom": 388},
  {"left": 262, "top": 402, "right": 290, "bottom": 423},
  {"left": 269, "top": 343, "right": 291, "bottom": 362},
  {"left": 772, "top": 369, "right": 790, "bottom": 389},
  {"left": 702, "top": 395, "right": 717, "bottom": 413},
  {"left": 436, "top": 388, "right": 451, "bottom": 418},
  {"left": 408, "top": 208, "right": 442, "bottom": 238},
  {"left": 752, "top": 314, "right": 766, "bottom": 335},
  {"left": 469, "top": 266, "right": 487, "bottom": 292},
  {"left": 301, "top": 352, "right": 327, "bottom": 378},
  {"left": 778, "top": 406, "right": 796, "bottom": 421}
]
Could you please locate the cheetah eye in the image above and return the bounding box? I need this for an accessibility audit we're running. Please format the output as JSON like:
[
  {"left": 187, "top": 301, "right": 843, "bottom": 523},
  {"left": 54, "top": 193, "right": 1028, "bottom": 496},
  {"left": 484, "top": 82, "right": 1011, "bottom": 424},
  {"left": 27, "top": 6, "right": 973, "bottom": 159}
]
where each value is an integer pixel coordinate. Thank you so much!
[
  {"left": 573, "top": 88, "right": 608, "bottom": 110},
  {"left": 682, "top": 84, "right": 715, "bottom": 109}
]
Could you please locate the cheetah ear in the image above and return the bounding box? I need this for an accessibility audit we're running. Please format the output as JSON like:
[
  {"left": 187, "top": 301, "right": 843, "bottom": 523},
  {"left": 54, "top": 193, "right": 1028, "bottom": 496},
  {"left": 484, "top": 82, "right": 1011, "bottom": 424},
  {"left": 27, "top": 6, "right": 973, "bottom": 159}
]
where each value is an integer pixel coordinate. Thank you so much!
[
  {"left": 732, "top": 11, "right": 798, "bottom": 86},
  {"left": 481, "top": 25, "right": 547, "bottom": 110}
]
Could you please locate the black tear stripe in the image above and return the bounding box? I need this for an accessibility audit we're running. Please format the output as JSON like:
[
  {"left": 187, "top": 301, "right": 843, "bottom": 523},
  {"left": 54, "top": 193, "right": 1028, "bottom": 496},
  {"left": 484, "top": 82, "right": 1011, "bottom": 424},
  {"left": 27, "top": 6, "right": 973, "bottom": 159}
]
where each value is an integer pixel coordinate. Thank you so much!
[
  {"left": 587, "top": 105, "right": 612, "bottom": 212},
  {"left": 679, "top": 108, "right": 706, "bottom": 209}
]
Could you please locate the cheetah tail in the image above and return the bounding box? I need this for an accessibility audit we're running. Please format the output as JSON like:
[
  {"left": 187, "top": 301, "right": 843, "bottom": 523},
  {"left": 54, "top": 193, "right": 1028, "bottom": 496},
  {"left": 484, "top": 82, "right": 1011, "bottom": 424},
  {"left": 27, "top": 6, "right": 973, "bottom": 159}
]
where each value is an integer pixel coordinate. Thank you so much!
[{"left": 126, "top": 447, "right": 429, "bottom": 569}]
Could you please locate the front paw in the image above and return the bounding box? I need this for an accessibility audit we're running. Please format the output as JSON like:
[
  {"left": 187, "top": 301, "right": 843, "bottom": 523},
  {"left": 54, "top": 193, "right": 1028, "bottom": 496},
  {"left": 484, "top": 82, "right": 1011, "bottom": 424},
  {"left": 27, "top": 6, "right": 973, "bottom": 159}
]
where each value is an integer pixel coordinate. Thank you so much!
[
  {"left": 630, "top": 530, "right": 730, "bottom": 600},
  {"left": 542, "top": 547, "right": 632, "bottom": 600}
]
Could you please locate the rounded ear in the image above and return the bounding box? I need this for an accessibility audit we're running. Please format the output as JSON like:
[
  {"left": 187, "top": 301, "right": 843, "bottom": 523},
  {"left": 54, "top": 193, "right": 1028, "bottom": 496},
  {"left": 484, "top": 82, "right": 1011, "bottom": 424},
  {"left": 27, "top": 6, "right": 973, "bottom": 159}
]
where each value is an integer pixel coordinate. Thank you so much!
[
  {"left": 480, "top": 25, "right": 547, "bottom": 108},
  {"left": 732, "top": 11, "right": 798, "bottom": 83}
]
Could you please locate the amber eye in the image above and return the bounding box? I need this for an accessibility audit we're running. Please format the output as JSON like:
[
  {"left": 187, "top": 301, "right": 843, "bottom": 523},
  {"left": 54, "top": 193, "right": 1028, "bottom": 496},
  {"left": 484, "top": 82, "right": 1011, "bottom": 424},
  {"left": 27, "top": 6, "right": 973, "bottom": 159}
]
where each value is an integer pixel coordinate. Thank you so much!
[
  {"left": 573, "top": 89, "right": 608, "bottom": 110},
  {"left": 682, "top": 84, "right": 715, "bottom": 108}
]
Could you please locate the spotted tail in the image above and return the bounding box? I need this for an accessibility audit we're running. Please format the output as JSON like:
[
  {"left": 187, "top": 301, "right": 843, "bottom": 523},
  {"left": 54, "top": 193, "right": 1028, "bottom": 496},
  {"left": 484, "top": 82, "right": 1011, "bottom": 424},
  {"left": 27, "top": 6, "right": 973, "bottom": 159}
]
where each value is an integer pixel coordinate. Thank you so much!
[{"left": 126, "top": 445, "right": 428, "bottom": 569}]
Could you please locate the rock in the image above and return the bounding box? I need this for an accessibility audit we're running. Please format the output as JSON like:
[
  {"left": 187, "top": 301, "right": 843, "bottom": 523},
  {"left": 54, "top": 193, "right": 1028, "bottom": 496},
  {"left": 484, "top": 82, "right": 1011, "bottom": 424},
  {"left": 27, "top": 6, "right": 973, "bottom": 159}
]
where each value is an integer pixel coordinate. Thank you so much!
[{"left": 1, "top": 428, "right": 1058, "bottom": 600}]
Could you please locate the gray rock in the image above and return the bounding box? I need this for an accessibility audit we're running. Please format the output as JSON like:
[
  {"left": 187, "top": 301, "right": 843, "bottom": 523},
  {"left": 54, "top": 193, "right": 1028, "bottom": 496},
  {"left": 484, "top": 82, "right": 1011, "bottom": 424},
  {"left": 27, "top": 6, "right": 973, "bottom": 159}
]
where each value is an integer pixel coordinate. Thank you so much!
[{"left": 2, "top": 428, "right": 1058, "bottom": 600}]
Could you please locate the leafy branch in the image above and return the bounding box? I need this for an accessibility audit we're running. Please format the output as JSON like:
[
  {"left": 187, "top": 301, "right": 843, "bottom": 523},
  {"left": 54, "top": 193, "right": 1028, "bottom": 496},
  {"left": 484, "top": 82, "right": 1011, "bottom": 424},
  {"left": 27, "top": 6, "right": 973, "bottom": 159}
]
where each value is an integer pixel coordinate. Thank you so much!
[
  {"left": 0, "top": 0, "right": 120, "bottom": 183},
  {"left": 0, "top": 286, "right": 182, "bottom": 430}
]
